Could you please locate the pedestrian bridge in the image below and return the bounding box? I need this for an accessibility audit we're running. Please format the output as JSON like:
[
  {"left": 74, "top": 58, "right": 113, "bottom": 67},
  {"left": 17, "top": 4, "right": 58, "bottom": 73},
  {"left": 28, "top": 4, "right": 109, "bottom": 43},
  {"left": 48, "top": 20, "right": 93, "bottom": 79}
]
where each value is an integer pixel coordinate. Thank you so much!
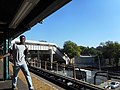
[{"left": 12, "top": 39, "right": 70, "bottom": 64}]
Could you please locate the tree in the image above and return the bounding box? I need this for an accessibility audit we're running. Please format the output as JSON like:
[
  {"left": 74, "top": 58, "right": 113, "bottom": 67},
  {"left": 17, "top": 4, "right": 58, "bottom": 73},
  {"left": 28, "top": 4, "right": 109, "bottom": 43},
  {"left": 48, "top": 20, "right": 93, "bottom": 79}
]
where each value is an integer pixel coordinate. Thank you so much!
[
  {"left": 80, "top": 46, "right": 89, "bottom": 55},
  {"left": 63, "top": 41, "right": 81, "bottom": 59},
  {"left": 112, "top": 42, "right": 120, "bottom": 66},
  {"left": 80, "top": 46, "right": 99, "bottom": 56},
  {"left": 98, "top": 41, "right": 120, "bottom": 66}
]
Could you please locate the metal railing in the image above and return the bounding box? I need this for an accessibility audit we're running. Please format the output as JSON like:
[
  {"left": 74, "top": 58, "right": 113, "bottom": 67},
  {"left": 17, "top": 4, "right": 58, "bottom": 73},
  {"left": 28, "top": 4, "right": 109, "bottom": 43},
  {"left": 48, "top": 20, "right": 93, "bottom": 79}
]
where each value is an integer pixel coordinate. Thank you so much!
[{"left": 28, "top": 60, "right": 104, "bottom": 90}]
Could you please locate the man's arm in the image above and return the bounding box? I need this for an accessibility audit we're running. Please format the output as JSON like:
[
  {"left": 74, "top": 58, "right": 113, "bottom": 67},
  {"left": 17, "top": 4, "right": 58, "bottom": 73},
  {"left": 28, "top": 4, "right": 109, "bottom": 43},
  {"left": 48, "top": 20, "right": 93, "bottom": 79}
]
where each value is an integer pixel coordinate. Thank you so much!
[
  {"left": 3, "top": 53, "right": 11, "bottom": 58},
  {"left": 0, "top": 53, "right": 10, "bottom": 60},
  {"left": 0, "top": 43, "right": 15, "bottom": 60},
  {"left": 0, "top": 48, "right": 12, "bottom": 59}
]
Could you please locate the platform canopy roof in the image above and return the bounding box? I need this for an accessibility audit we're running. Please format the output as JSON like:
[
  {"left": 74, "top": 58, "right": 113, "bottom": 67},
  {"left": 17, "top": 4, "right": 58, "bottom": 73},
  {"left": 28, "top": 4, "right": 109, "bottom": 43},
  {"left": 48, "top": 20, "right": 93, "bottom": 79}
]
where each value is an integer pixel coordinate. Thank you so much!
[{"left": 0, "top": 0, "right": 71, "bottom": 45}]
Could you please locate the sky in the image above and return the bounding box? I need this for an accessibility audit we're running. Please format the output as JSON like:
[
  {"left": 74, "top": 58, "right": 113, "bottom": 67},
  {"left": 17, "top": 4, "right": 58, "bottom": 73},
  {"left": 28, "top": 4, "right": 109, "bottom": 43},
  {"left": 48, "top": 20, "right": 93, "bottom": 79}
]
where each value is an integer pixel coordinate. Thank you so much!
[{"left": 22, "top": 0, "right": 120, "bottom": 48}]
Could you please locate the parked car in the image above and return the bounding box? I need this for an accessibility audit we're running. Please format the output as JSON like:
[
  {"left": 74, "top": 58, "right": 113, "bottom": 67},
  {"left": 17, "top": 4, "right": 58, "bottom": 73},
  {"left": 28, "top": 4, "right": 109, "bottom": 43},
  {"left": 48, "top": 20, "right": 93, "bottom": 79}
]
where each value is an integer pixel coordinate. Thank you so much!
[{"left": 110, "top": 81, "right": 119, "bottom": 89}]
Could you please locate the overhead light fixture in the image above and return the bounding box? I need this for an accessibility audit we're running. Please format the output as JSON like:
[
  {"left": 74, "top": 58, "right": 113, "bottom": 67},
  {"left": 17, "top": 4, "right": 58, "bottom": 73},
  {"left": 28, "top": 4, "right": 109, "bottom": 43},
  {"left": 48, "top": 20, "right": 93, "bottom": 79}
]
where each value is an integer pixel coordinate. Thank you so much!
[{"left": 9, "top": 0, "right": 40, "bottom": 29}]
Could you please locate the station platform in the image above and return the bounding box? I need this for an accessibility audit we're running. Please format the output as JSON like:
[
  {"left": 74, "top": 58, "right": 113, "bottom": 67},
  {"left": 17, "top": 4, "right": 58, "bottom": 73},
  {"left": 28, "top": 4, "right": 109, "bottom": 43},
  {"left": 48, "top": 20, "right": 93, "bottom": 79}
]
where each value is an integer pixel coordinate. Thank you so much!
[{"left": 0, "top": 59, "right": 64, "bottom": 90}]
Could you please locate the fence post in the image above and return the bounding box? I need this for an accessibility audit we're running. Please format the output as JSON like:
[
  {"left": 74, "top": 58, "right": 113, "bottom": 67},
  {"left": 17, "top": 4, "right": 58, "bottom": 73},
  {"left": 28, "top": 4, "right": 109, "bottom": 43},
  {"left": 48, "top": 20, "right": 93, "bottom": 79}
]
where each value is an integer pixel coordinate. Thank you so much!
[
  {"left": 73, "top": 65, "right": 76, "bottom": 79},
  {"left": 63, "top": 64, "right": 65, "bottom": 74},
  {"left": 45, "top": 61, "right": 47, "bottom": 70},
  {"left": 56, "top": 63, "right": 58, "bottom": 73},
  {"left": 39, "top": 60, "right": 41, "bottom": 68},
  {"left": 33, "top": 59, "right": 35, "bottom": 66}
]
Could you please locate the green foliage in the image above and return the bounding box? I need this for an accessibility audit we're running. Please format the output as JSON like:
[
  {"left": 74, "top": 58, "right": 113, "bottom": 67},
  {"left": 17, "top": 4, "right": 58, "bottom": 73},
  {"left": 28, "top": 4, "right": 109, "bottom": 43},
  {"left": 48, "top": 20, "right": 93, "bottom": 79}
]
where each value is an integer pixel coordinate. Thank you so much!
[
  {"left": 98, "top": 41, "right": 120, "bottom": 66},
  {"left": 80, "top": 46, "right": 100, "bottom": 56},
  {"left": 62, "top": 40, "right": 120, "bottom": 67},
  {"left": 63, "top": 41, "right": 81, "bottom": 59}
]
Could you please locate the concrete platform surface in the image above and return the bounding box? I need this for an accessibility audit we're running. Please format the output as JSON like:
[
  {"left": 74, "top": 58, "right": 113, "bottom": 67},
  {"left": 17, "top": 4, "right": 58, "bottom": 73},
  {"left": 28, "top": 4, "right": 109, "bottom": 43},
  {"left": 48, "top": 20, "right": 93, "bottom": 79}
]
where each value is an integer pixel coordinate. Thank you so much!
[{"left": 0, "top": 59, "right": 64, "bottom": 90}]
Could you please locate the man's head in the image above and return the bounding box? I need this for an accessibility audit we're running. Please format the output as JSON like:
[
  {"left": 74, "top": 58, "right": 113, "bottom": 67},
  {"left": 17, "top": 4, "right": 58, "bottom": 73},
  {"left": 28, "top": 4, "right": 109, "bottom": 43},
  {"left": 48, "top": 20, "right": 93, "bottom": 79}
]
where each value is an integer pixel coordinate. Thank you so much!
[{"left": 20, "top": 35, "right": 26, "bottom": 44}]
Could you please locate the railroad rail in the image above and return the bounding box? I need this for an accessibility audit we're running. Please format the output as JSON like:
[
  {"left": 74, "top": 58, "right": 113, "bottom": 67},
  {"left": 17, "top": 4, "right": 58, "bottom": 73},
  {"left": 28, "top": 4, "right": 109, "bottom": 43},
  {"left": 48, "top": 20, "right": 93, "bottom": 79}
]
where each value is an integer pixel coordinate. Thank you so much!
[{"left": 28, "top": 65, "right": 104, "bottom": 90}]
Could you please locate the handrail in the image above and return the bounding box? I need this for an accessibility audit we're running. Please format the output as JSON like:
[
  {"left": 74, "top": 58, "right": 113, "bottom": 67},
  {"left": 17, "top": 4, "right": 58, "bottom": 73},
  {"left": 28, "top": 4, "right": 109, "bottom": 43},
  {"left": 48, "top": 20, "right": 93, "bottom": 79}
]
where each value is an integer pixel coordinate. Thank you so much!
[{"left": 29, "top": 65, "right": 104, "bottom": 90}]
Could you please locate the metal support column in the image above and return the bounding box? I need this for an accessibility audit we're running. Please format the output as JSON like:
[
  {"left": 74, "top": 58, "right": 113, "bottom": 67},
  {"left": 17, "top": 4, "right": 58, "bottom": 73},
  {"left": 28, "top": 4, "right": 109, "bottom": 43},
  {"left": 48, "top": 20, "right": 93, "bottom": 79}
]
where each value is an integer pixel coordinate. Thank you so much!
[
  {"left": 3, "top": 30, "right": 11, "bottom": 80},
  {"left": 37, "top": 50, "right": 41, "bottom": 68},
  {"left": 49, "top": 49, "right": 53, "bottom": 70}
]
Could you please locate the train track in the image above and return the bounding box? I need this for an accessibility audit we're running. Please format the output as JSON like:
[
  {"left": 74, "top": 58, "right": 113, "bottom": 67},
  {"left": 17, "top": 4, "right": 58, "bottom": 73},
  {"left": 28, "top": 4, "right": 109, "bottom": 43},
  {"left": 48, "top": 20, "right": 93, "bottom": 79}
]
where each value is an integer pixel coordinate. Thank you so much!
[{"left": 28, "top": 66, "right": 104, "bottom": 90}]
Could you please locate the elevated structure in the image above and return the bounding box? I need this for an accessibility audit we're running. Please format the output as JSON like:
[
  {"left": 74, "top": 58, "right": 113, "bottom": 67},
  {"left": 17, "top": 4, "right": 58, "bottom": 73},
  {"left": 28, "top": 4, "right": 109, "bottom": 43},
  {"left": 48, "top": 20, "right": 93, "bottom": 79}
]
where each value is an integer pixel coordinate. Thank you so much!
[
  {"left": 0, "top": 0, "right": 71, "bottom": 44},
  {"left": 12, "top": 39, "right": 70, "bottom": 65},
  {"left": 0, "top": 0, "right": 72, "bottom": 80}
]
